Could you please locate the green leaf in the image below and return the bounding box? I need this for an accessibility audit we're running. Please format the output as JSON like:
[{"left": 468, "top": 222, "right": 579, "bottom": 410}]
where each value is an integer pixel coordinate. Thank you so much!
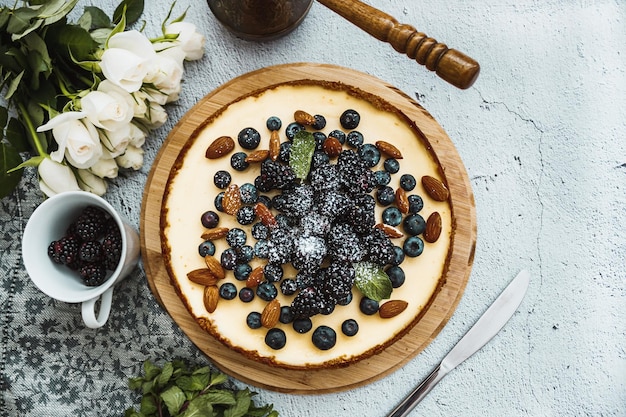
[
  {"left": 37, "top": 0, "right": 79, "bottom": 27},
  {"left": 224, "top": 389, "right": 252, "bottom": 417},
  {"left": 156, "top": 361, "right": 174, "bottom": 388},
  {"left": 0, "top": 143, "right": 24, "bottom": 200},
  {"left": 143, "top": 360, "right": 162, "bottom": 381},
  {"left": 176, "top": 374, "right": 209, "bottom": 392},
  {"left": 139, "top": 395, "right": 158, "bottom": 415},
  {"left": 160, "top": 385, "right": 186, "bottom": 416},
  {"left": 6, "top": 7, "right": 39, "bottom": 36},
  {"left": 52, "top": 24, "right": 98, "bottom": 61},
  {"left": 207, "top": 371, "right": 227, "bottom": 386},
  {"left": 201, "top": 389, "right": 236, "bottom": 405},
  {"left": 289, "top": 130, "right": 315, "bottom": 180},
  {"left": 5, "top": 71, "right": 24, "bottom": 100},
  {"left": 113, "top": 0, "right": 145, "bottom": 25},
  {"left": 6, "top": 118, "right": 29, "bottom": 152},
  {"left": 83, "top": 6, "right": 112, "bottom": 29},
  {"left": 180, "top": 395, "right": 214, "bottom": 417},
  {"left": 354, "top": 261, "right": 393, "bottom": 301},
  {"left": 0, "top": 106, "right": 7, "bottom": 136}
]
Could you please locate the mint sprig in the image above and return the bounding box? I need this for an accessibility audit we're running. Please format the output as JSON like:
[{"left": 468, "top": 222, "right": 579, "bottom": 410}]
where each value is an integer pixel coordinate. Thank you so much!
[
  {"left": 125, "top": 360, "right": 278, "bottom": 417},
  {"left": 288, "top": 130, "right": 316, "bottom": 180},
  {"left": 354, "top": 261, "right": 393, "bottom": 302}
]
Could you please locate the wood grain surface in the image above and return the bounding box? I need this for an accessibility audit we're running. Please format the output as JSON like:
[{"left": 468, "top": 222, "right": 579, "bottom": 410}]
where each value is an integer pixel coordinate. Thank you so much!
[{"left": 140, "top": 63, "right": 476, "bottom": 394}]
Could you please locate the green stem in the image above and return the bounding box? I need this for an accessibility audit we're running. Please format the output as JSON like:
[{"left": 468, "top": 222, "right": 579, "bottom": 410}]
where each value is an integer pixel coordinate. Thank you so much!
[{"left": 17, "top": 101, "right": 46, "bottom": 157}]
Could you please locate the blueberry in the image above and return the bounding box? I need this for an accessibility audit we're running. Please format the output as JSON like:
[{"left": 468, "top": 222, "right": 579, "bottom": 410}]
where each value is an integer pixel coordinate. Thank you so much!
[
  {"left": 376, "top": 186, "right": 396, "bottom": 206},
  {"left": 236, "top": 245, "right": 254, "bottom": 264},
  {"left": 293, "top": 318, "right": 313, "bottom": 334},
  {"left": 251, "top": 222, "right": 269, "bottom": 240},
  {"left": 340, "top": 109, "right": 360, "bottom": 129},
  {"left": 386, "top": 266, "right": 405, "bottom": 288},
  {"left": 246, "top": 311, "right": 262, "bottom": 329},
  {"left": 226, "top": 228, "right": 247, "bottom": 247},
  {"left": 285, "top": 122, "right": 305, "bottom": 141},
  {"left": 400, "top": 174, "right": 417, "bottom": 191},
  {"left": 236, "top": 205, "right": 256, "bottom": 225},
  {"left": 403, "top": 236, "right": 424, "bottom": 257},
  {"left": 329, "top": 129, "right": 346, "bottom": 144},
  {"left": 213, "top": 170, "right": 231, "bottom": 189},
  {"left": 239, "top": 183, "right": 259, "bottom": 204},
  {"left": 266, "top": 116, "right": 282, "bottom": 131},
  {"left": 391, "top": 245, "right": 405, "bottom": 266},
  {"left": 230, "top": 151, "right": 249, "bottom": 171},
  {"left": 238, "top": 127, "right": 261, "bottom": 149},
  {"left": 234, "top": 263, "right": 252, "bottom": 281},
  {"left": 200, "top": 211, "right": 219, "bottom": 228},
  {"left": 346, "top": 131, "right": 364, "bottom": 148},
  {"left": 257, "top": 282, "right": 278, "bottom": 301},
  {"left": 254, "top": 239, "right": 269, "bottom": 258},
  {"left": 214, "top": 192, "right": 225, "bottom": 212},
  {"left": 382, "top": 206, "right": 403, "bottom": 226},
  {"left": 358, "top": 143, "right": 381, "bottom": 167},
  {"left": 221, "top": 248, "right": 238, "bottom": 270},
  {"left": 265, "top": 328, "right": 286, "bottom": 350},
  {"left": 403, "top": 213, "right": 426, "bottom": 236},
  {"left": 408, "top": 194, "right": 424, "bottom": 213},
  {"left": 313, "top": 132, "right": 327, "bottom": 151},
  {"left": 271, "top": 194, "right": 286, "bottom": 211},
  {"left": 337, "top": 291, "right": 353, "bottom": 306},
  {"left": 384, "top": 158, "right": 400, "bottom": 174},
  {"left": 359, "top": 297, "right": 379, "bottom": 315},
  {"left": 311, "top": 114, "right": 326, "bottom": 130},
  {"left": 311, "top": 150, "right": 330, "bottom": 169},
  {"left": 258, "top": 195, "right": 272, "bottom": 209},
  {"left": 263, "top": 263, "right": 283, "bottom": 282},
  {"left": 341, "top": 319, "right": 359, "bottom": 336},
  {"left": 278, "top": 141, "right": 291, "bottom": 163},
  {"left": 219, "top": 282, "right": 237, "bottom": 300},
  {"left": 312, "top": 325, "right": 336, "bottom": 350},
  {"left": 279, "top": 306, "right": 294, "bottom": 324},
  {"left": 280, "top": 278, "right": 298, "bottom": 296},
  {"left": 239, "top": 287, "right": 255, "bottom": 302},
  {"left": 374, "top": 170, "right": 391, "bottom": 186},
  {"left": 198, "top": 240, "right": 215, "bottom": 257}
]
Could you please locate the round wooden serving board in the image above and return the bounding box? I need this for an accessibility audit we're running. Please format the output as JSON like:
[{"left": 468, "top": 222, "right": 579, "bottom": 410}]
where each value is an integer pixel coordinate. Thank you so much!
[{"left": 140, "top": 63, "right": 476, "bottom": 394}]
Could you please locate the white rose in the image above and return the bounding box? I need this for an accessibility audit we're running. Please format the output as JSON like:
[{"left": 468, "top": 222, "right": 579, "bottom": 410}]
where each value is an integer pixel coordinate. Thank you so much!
[
  {"left": 144, "top": 53, "right": 183, "bottom": 103},
  {"left": 141, "top": 101, "right": 168, "bottom": 128},
  {"left": 89, "top": 149, "right": 119, "bottom": 179},
  {"left": 37, "top": 157, "right": 81, "bottom": 197},
  {"left": 99, "top": 124, "right": 131, "bottom": 157},
  {"left": 76, "top": 169, "right": 107, "bottom": 195},
  {"left": 81, "top": 89, "right": 134, "bottom": 131},
  {"left": 165, "top": 21, "right": 205, "bottom": 60},
  {"left": 37, "top": 112, "right": 102, "bottom": 169},
  {"left": 100, "top": 30, "right": 156, "bottom": 92},
  {"left": 129, "top": 123, "right": 147, "bottom": 148},
  {"left": 115, "top": 145, "right": 144, "bottom": 170},
  {"left": 135, "top": 87, "right": 167, "bottom": 107}
]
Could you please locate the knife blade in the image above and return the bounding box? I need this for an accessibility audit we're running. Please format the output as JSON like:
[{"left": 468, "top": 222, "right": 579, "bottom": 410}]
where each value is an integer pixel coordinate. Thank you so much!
[{"left": 386, "top": 269, "right": 531, "bottom": 417}]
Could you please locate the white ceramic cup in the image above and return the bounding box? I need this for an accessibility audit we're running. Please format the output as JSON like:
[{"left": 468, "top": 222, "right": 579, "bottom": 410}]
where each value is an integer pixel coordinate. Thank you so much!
[{"left": 22, "top": 191, "right": 140, "bottom": 329}]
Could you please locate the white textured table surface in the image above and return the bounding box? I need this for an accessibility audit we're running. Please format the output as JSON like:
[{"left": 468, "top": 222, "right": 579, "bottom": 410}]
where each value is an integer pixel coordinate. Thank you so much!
[{"left": 1, "top": 1, "right": 624, "bottom": 416}]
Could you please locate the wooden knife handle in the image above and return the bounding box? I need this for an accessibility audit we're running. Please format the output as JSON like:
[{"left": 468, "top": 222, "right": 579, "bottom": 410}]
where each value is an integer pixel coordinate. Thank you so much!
[{"left": 316, "top": 0, "right": 480, "bottom": 89}]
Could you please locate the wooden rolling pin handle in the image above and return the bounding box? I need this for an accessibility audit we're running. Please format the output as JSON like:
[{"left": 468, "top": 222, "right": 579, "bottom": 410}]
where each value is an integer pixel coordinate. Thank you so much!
[{"left": 317, "top": 0, "right": 480, "bottom": 89}]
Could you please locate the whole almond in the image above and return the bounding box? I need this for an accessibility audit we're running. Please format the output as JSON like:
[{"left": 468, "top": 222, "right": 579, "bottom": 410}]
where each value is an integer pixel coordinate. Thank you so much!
[
  {"left": 245, "top": 149, "right": 270, "bottom": 163},
  {"left": 424, "top": 211, "right": 442, "bottom": 243},
  {"left": 374, "top": 223, "right": 404, "bottom": 238},
  {"left": 294, "top": 110, "right": 316, "bottom": 126},
  {"left": 323, "top": 136, "right": 342, "bottom": 158},
  {"left": 395, "top": 187, "right": 410, "bottom": 214},
  {"left": 201, "top": 227, "right": 229, "bottom": 240},
  {"left": 204, "top": 254, "right": 225, "bottom": 280},
  {"left": 375, "top": 140, "right": 403, "bottom": 159},
  {"left": 254, "top": 202, "right": 277, "bottom": 228},
  {"left": 379, "top": 300, "right": 409, "bottom": 319},
  {"left": 205, "top": 136, "right": 235, "bottom": 159},
  {"left": 222, "top": 184, "right": 242, "bottom": 215},
  {"left": 269, "top": 130, "right": 281, "bottom": 161},
  {"left": 187, "top": 268, "right": 219, "bottom": 286},
  {"left": 246, "top": 266, "right": 265, "bottom": 288},
  {"left": 421, "top": 175, "right": 449, "bottom": 202},
  {"left": 203, "top": 285, "right": 219, "bottom": 313},
  {"left": 261, "top": 299, "right": 280, "bottom": 328}
]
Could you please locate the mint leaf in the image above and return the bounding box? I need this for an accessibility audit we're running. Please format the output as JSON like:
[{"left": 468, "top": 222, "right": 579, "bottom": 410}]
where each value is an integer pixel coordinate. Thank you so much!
[
  {"left": 289, "top": 130, "right": 315, "bottom": 180},
  {"left": 354, "top": 262, "right": 393, "bottom": 301},
  {"left": 224, "top": 389, "right": 252, "bottom": 417},
  {"left": 160, "top": 385, "right": 186, "bottom": 416},
  {"left": 180, "top": 395, "right": 213, "bottom": 417}
]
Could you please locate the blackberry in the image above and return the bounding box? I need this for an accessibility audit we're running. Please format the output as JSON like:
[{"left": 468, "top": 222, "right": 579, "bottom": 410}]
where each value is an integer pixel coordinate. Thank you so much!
[
  {"left": 403, "top": 236, "right": 424, "bottom": 257},
  {"left": 265, "top": 328, "right": 286, "bottom": 350},
  {"left": 319, "top": 261, "right": 355, "bottom": 303},
  {"left": 358, "top": 143, "right": 381, "bottom": 167},
  {"left": 230, "top": 151, "right": 249, "bottom": 171},
  {"left": 263, "top": 263, "right": 283, "bottom": 282},
  {"left": 48, "top": 235, "right": 80, "bottom": 265},
  {"left": 295, "top": 271, "right": 317, "bottom": 289},
  {"left": 309, "top": 163, "right": 340, "bottom": 195},
  {"left": 254, "top": 239, "right": 269, "bottom": 258},
  {"left": 310, "top": 150, "right": 330, "bottom": 169},
  {"left": 376, "top": 186, "right": 396, "bottom": 206},
  {"left": 339, "top": 109, "right": 360, "bottom": 130},
  {"left": 280, "top": 278, "right": 298, "bottom": 296},
  {"left": 299, "top": 212, "right": 331, "bottom": 237},
  {"left": 285, "top": 122, "right": 304, "bottom": 140},
  {"left": 346, "top": 131, "right": 364, "bottom": 148},
  {"left": 312, "top": 325, "right": 336, "bottom": 350},
  {"left": 101, "top": 230, "right": 122, "bottom": 269},
  {"left": 291, "top": 287, "right": 323, "bottom": 319},
  {"left": 74, "top": 207, "right": 107, "bottom": 241},
  {"left": 259, "top": 160, "right": 296, "bottom": 190},
  {"left": 408, "top": 194, "right": 424, "bottom": 213},
  {"left": 383, "top": 158, "right": 400, "bottom": 174},
  {"left": 400, "top": 174, "right": 417, "bottom": 191},
  {"left": 239, "top": 183, "right": 259, "bottom": 204},
  {"left": 226, "top": 228, "right": 247, "bottom": 247},
  {"left": 78, "top": 240, "right": 104, "bottom": 263},
  {"left": 280, "top": 184, "right": 314, "bottom": 218},
  {"left": 312, "top": 114, "right": 327, "bottom": 130},
  {"left": 79, "top": 263, "right": 107, "bottom": 287},
  {"left": 347, "top": 194, "right": 376, "bottom": 234},
  {"left": 337, "top": 150, "right": 375, "bottom": 194},
  {"left": 237, "top": 127, "right": 261, "bottom": 149},
  {"left": 267, "top": 226, "right": 294, "bottom": 264},
  {"left": 291, "top": 235, "right": 327, "bottom": 273},
  {"left": 315, "top": 190, "right": 351, "bottom": 220},
  {"left": 251, "top": 222, "right": 269, "bottom": 240},
  {"left": 213, "top": 170, "right": 231, "bottom": 189},
  {"left": 327, "top": 223, "right": 364, "bottom": 263},
  {"left": 362, "top": 228, "right": 395, "bottom": 266},
  {"left": 257, "top": 195, "right": 272, "bottom": 209},
  {"left": 328, "top": 129, "right": 346, "bottom": 144},
  {"left": 266, "top": 116, "right": 282, "bottom": 131},
  {"left": 236, "top": 205, "right": 256, "bottom": 225}
]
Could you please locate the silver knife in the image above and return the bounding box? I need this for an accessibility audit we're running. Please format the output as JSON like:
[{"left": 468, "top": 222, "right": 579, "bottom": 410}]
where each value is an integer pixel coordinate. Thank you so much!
[{"left": 386, "top": 269, "right": 531, "bottom": 417}]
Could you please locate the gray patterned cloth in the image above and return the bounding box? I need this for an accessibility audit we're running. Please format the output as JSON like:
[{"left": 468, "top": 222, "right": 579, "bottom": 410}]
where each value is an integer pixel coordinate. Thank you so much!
[{"left": 0, "top": 170, "right": 210, "bottom": 416}]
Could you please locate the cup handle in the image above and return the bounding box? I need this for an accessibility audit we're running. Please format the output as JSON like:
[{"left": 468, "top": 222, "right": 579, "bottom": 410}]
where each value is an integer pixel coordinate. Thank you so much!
[{"left": 81, "top": 287, "right": 114, "bottom": 329}]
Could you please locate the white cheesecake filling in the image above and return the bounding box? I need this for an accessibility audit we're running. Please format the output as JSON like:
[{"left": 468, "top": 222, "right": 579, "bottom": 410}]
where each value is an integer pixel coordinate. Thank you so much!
[{"left": 163, "top": 84, "right": 451, "bottom": 368}]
